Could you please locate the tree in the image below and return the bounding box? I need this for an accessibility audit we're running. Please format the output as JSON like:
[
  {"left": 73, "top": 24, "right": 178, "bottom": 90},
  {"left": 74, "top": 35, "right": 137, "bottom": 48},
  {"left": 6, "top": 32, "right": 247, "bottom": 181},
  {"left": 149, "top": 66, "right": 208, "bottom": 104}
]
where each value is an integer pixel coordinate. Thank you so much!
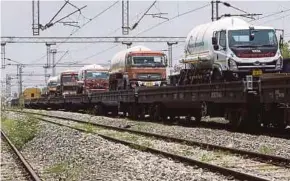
[{"left": 282, "top": 42, "right": 290, "bottom": 58}]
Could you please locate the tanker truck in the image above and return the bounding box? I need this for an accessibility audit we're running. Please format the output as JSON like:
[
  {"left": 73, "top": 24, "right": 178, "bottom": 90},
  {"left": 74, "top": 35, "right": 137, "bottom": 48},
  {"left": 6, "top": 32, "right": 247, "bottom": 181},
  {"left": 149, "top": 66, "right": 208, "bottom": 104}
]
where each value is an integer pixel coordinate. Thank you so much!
[
  {"left": 171, "top": 17, "right": 284, "bottom": 85},
  {"left": 109, "top": 45, "right": 168, "bottom": 90},
  {"left": 47, "top": 76, "right": 58, "bottom": 96},
  {"left": 77, "top": 64, "right": 109, "bottom": 94},
  {"left": 56, "top": 70, "right": 79, "bottom": 96}
]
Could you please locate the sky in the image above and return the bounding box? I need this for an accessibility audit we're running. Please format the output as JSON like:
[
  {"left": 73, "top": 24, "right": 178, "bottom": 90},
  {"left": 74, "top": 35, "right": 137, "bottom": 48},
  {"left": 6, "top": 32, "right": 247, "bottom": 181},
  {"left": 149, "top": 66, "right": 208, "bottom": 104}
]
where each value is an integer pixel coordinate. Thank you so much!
[{"left": 1, "top": 0, "right": 290, "bottom": 95}]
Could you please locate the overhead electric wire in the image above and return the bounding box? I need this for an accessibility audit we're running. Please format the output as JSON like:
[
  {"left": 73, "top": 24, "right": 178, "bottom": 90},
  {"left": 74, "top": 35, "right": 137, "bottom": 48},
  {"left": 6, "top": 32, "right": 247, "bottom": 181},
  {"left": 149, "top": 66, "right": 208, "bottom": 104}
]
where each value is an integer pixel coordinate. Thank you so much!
[
  {"left": 134, "top": 2, "right": 210, "bottom": 36},
  {"left": 131, "top": 1, "right": 157, "bottom": 30},
  {"left": 55, "top": 1, "right": 119, "bottom": 48},
  {"left": 74, "top": 2, "right": 210, "bottom": 64},
  {"left": 249, "top": 8, "right": 290, "bottom": 22},
  {"left": 258, "top": 12, "right": 290, "bottom": 24},
  {"left": 69, "top": 1, "right": 162, "bottom": 65},
  {"left": 47, "top": 1, "right": 69, "bottom": 26},
  {"left": 28, "top": 1, "right": 119, "bottom": 65}
]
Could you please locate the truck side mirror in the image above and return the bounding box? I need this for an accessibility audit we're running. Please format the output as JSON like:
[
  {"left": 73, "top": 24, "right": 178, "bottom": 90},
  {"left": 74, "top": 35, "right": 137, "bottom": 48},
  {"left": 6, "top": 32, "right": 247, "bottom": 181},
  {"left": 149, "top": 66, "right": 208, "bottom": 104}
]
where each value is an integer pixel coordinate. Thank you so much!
[
  {"left": 212, "top": 37, "right": 217, "bottom": 45},
  {"left": 165, "top": 57, "right": 168, "bottom": 66},
  {"left": 213, "top": 45, "right": 219, "bottom": 51},
  {"left": 279, "top": 35, "right": 284, "bottom": 49},
  {"left": 249, "top": 31, "right": 255, "bottom": 41}
]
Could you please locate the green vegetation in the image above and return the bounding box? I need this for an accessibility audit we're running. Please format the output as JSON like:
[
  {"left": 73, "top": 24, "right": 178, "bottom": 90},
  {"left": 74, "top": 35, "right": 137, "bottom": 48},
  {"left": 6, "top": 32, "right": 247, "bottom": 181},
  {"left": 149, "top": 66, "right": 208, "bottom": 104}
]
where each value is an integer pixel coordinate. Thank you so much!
[
  {"left": 130, "top": 144, "right": 148, "bottom": 151},
  {"left": 1, "top": 114, "right": 39, "bottom": 149},
  {"left": 200, "top": 153, "right": 214, "bottom": 162},
  {"left": 258, "top": 145, "right": 274, "bottom": 155},
  {"left": 74, "top": 122, "right": 102, "bottom": 134},
  {"left": 45, "top": 161, "right": 82, "bottom": 180},
  {"left": 45, "top": 162, "right": 69, "bottom": 174},
  {"left": 282, "top": 42, "right": 290, "bottom": 58}
]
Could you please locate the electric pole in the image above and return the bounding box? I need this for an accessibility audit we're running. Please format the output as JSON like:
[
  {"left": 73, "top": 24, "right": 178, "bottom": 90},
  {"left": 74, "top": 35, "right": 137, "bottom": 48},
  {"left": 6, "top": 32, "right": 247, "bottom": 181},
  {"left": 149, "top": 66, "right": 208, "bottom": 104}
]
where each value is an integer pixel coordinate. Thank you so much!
[
  {"left": 45, "top": 42, "right": 56, "bottom": 83},
  {"left": 50, "top": 49, "right": 57, "bottom": 76},
  {"left": 167, "top": 42, "right": 178, "bottom": 68},
  {"left": 32, "top": 0, "right": 40, "bottom": 36},
  {"left": 1, "top": 43, "right": 6, "bottom": 69},
  {"left": 5, "top": 75, "right": 12, "bottom": 101},
  {"left": 17, "top": 64, "right": 24, "bottom": 97},
  {"left": 211, "top": 0, "right": 219, "bottom": 21},
  {"left": 122, "top": 0, "right": 130, "bottom": 35}
]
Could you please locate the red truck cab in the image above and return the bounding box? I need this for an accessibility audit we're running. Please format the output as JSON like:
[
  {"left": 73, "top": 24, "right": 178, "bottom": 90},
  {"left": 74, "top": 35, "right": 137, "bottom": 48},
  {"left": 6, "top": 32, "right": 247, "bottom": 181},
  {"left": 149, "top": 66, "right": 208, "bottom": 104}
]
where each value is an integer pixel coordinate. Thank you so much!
[{"left": 77, "top": 64, "right": 109, "bottom": 94}]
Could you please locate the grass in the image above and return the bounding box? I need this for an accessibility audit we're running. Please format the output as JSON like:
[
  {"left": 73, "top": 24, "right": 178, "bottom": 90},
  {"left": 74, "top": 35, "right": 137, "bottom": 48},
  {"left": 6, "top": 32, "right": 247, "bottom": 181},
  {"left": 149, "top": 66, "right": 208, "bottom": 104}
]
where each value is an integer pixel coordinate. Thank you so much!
[
  {"left": 200, "top": 153, "right": 214, "bottom": 162},
  {"left": 74, "top": 122, "right": 104, "bottom": 134},
  {"left": 45, "top": 161, "right": 82, "bottom": 180},
  {"left": 258, "top": 145, "right": 274, "bottom": 155},
  {"left": 45, "top": 162, "right": 69, "bottom": 174},
  {"left": 1, "top": 114, "right": 39, "bottom": 149}
]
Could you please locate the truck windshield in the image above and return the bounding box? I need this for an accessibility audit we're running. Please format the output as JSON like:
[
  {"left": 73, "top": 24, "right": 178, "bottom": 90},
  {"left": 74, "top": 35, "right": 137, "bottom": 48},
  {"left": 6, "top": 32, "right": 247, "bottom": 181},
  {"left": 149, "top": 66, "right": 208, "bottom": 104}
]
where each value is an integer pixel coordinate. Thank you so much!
[
  {"left": 86, "top": 71, "right": 109, "bottom": 79},
  {"left": 48, "top": 82, "right": 57, "bottom": 86},
  {"left": 62, "top": 74, "right": 78, "bottom": 83},
  {"left": 228, "top": 29, "right": 278, "bottom": 47},
  {"left": 131, "top": 56, "right": 165, "bottom": 67}
]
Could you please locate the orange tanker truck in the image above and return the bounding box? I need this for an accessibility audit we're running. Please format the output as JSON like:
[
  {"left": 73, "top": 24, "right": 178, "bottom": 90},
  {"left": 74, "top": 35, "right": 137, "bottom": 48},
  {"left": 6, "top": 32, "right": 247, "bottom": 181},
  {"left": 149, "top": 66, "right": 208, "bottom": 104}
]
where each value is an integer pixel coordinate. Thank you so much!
[{"left": 109, "top": 45, "right": 168, "bottom": 90}]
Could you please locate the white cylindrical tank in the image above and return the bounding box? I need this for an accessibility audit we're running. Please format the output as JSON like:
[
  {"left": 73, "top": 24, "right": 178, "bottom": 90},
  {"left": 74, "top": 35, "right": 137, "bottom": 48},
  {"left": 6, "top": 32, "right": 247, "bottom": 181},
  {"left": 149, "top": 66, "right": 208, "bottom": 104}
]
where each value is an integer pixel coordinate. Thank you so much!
[
  {"left": 110, "top": 45, "right": 151, "bottom": 74},
  {"left": 183, "top": 17, "right": 250, "bottom": 61},
  {"left": 47, "top": 76, "right": 58, "bottom": 85}
]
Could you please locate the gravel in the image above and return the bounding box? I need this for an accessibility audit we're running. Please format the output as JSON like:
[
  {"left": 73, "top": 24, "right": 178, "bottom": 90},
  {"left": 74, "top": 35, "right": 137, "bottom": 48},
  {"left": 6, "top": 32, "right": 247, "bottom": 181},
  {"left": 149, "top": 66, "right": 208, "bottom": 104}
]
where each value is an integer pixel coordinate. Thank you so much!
[
  {"left": 27, "top": 109, "right": 290, "bottom": 159},
  {"left": 6, "top": 111, "right": 230, "bottom": 181},
  {"left": 1, "top": 138, "right": 31, "bottom": 181},
  {"left": 41, "top": 116, "right": 290, "bottom": 181}
]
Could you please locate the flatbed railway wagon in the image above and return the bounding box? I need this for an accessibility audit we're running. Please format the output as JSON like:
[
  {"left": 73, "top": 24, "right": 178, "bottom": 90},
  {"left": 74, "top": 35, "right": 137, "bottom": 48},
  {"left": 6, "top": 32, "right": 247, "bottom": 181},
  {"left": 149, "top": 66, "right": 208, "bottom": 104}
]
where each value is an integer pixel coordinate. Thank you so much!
[{"left": 24, "top": 74, "right": 290, "bottom": 130}]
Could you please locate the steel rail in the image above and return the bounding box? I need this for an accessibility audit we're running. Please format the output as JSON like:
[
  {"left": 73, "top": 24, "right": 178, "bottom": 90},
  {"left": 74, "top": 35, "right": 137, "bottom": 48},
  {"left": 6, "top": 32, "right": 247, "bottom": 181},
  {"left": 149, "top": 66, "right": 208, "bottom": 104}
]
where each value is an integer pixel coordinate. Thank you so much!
[
  {"left": 1, "top": 130, "right": 42, "bottom": 181},
  {"left": 35, "top": 116, "right": 270, "bottom": 181},
  {"left": 10, "top": 110, "right": 290, "bottom": 166}
]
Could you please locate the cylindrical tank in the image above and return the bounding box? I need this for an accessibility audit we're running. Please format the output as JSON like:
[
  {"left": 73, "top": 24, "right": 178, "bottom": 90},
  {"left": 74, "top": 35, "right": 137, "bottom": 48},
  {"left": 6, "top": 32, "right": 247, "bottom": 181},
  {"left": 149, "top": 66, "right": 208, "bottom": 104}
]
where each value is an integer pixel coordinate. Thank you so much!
[
  {"left": 47, "top": 76, "right": 58, "bottom": 85},
  {"left": 183, "top": 17, "right": 250, "bottom": 62},
  {"left": 110, "top": 45, "right": 151, "bottom": 74}
]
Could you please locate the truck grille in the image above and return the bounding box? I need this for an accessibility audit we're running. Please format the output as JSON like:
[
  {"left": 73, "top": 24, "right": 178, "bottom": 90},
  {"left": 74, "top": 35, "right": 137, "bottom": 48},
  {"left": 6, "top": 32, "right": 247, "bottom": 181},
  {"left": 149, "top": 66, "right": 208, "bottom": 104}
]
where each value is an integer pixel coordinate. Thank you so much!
[{"left": 137, "top": 73, "right": 162, "bottom": 80}]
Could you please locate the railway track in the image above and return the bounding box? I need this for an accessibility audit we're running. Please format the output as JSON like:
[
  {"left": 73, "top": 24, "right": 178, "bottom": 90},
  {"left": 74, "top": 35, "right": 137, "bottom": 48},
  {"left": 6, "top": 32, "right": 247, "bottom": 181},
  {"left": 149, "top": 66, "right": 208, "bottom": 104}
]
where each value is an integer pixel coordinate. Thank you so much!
[
  {"left": 1, "top": 130, "right": 41, "bottom": 181},
  {"left": 10, "top": 110, "right": 290, "bottom": 181}
]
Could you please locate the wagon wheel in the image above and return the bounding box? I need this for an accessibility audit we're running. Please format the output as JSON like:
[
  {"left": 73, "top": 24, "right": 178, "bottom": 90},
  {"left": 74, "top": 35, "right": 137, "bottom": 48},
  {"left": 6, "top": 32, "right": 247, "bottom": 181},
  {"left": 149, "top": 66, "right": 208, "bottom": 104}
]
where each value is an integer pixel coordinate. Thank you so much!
[
  {"left": 152, "top": 104, "right": 163, "bottom": 122},
  {"left": 138, "top": 105, "right": 146, "bottom": 120},
  {"left": 95, "top": 104, "right": 104, "bottom": 116},
  {"left": 228, "top": 110, "right": 243, "bottom": 131},
  {"left": 129, "top": 105, "right": 138, "bottom": 120},
  {"left": 273, "top": 112, "right": 287, "bottom": 129}
]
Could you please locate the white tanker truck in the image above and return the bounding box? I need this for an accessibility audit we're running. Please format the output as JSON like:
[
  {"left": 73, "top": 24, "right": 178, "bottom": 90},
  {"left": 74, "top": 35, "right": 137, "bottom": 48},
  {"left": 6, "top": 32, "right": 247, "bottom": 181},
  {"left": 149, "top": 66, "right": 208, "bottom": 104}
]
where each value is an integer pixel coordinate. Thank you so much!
[
  {"left": 47, "top": 76, "right": 58, "bottom": 96},
  {"left": 171, "top": 17, "right": 284, "bottom": 85}
]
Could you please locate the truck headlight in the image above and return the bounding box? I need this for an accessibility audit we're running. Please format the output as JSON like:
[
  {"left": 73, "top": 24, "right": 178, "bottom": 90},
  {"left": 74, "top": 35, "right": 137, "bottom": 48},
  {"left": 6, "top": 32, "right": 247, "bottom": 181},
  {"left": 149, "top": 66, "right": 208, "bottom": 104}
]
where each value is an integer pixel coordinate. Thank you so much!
[
  {"left": 228, "top": 58, "right": 237, "bottom": 70},
  {"left": 276, "top": 57, "right": 283, "bottom": 70}
]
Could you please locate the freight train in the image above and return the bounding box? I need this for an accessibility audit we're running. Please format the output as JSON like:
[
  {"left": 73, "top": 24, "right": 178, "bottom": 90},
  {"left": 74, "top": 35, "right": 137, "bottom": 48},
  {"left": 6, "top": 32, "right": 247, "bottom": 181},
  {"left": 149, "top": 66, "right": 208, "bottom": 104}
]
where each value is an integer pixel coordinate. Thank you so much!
[{"left": 10, "top": 17, "right": 290, "bottom": 131}]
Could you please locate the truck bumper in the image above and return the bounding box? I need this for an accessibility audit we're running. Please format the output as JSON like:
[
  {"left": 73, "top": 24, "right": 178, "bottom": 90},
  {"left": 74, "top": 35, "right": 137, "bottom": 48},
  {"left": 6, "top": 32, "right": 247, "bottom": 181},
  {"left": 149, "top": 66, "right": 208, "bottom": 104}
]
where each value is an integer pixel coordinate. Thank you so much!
[{"left": 130, "top": 80, "right": 167, "bottom": 87}]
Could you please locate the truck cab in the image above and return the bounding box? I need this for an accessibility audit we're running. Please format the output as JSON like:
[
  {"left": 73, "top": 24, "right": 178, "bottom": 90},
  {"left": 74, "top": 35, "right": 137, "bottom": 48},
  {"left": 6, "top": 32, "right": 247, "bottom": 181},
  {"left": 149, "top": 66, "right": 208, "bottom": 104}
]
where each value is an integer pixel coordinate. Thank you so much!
[
  {"left": 211, "top": 26, "right": 283, "bottom": 80},
  {"left": 180, "top": 17, "right": 284, "bottom": 83},
  {"left": 47, "top": 76, "right": 58, "bottom": 96},
  {"left": 109, "top": 46, "right": 168, "bottom": 90},
  {"left": 57, "top": 71, "right": 79, "bottom": 96},
  {"left": 77, "top": 64, "right": 109, "bottom": 94}
]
